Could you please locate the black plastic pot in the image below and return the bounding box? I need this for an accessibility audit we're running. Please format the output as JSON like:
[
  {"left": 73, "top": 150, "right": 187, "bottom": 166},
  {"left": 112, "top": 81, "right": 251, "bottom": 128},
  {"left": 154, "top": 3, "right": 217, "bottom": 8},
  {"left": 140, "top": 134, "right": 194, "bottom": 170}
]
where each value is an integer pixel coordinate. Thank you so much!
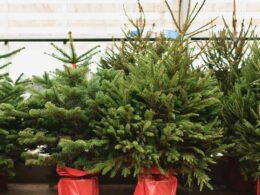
[
  {"left": 224, "top": 158, "right": 254, "bottom": 192},
  {"left": 0, "top": 175, "right": 8, "bottom": 191}
]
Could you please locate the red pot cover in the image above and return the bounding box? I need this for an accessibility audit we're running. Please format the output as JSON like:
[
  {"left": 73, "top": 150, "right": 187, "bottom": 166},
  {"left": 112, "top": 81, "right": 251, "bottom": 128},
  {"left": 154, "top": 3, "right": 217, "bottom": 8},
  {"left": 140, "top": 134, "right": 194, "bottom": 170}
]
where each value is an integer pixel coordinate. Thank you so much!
[
  {"left": 57, "top": 166, "right": 99, "bottom": 195},
  {"left": 134, "top": 167, "right": 177, "bottom": 195},
  {"left": 257, "top": 178, "right": 260, "bottom": 195}
]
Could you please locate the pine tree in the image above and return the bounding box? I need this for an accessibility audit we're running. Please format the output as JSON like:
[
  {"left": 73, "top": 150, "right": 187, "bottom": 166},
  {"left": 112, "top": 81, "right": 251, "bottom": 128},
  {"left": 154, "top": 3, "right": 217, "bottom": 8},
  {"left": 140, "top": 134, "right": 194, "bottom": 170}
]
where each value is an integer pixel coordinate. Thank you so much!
[
  {"left": 11, "top": 34, "right": 101, "bottom": 170},
  {"left": 0, "top": 47, "right": 29, "bottom": 177},
  {"left": 86, "top": 0, "right": 226, "bottom": 190}
]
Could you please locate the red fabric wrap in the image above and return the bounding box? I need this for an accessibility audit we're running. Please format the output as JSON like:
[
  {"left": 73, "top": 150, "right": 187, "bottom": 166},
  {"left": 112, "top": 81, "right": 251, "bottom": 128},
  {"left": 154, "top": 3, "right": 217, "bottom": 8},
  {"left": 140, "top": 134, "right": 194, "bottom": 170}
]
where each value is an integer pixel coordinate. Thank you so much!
[
  {"left": 57, "top": 166, "right": 99, "bottom": 195},
  {"left": 134, "top": 167, "right": 177, "bottom": 195},
  {"left": 142, "top": 166, "right": 161, "bottom": 175}
]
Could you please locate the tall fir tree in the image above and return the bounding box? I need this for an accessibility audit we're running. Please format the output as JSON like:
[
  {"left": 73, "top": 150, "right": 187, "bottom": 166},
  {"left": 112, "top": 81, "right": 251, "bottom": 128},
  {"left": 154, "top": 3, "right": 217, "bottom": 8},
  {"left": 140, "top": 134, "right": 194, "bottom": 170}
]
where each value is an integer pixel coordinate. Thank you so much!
[
  {"left": 222, "top": 44, "right": 260, "bottom": 179},
  {"left": 202, "top": 0, "right": 259, "bottom": 181},
  {"left": 86, "top": 0, "right": 227, "bottom": 190},
  {"left": 0, "top": 47, "right": 29, "bottom": 177},
  {"left": 89, "top": 42, "right": 225, "bottom": 190}
]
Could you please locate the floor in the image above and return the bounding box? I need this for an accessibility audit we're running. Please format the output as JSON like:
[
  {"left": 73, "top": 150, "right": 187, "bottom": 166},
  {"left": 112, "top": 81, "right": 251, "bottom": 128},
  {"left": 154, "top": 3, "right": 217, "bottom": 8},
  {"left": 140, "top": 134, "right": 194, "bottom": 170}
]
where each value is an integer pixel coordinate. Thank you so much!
[{"left": 0, "top": 183, "right": 253, "bottom": 195}]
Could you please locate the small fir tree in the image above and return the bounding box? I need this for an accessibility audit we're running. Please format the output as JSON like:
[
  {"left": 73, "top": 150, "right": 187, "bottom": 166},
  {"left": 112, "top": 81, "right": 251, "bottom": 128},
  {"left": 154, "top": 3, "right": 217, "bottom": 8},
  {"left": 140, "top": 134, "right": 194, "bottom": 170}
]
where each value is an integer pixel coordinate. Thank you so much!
[
  {"left": 12, "top": 34, "right": 101, "bottom": 169},
  {"left": 0, "top": 47, "right": 29, "bottom": 177}
]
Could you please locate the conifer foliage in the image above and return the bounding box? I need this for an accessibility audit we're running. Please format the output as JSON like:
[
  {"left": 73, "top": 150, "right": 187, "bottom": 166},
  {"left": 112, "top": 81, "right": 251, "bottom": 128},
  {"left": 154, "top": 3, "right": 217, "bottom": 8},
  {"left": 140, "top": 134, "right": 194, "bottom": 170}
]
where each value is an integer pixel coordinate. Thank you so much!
[
  {"left": 46, "top": 32, "right": 99, "bottom": 68},
  {"left": 202, "top": 9, "right": 254, "bottom": 94},
  {"left": 0, "top": 47, "right": 29, "bottom": 176},
  {"left": 88, "top": 1, "right": 226, "bottom": 190},
  {"left": 91, "top": 41, "right": 225, "bottom": 190},
  {"left": 99, "top": 1, "right": 156, "bottom": 74},
  {"left": 222, "top": 44, "right": 260, "bottom": 179},
  {"left": 1, "top": 0, "right": 258, "bottom": 191},
  {"left": 15, "top": 34, "right": 100, "bottom": 169},
  {"left": 203, "top": 2, "right": 259, "bottom": 180}
]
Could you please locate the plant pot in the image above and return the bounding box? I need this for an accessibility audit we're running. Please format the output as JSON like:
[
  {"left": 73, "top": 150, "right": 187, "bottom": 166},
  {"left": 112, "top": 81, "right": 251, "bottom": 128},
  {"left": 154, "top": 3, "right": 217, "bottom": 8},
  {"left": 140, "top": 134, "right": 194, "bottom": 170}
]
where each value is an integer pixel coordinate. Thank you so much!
[
  {"left": 133, "top": 167, "right": 177, "bottom": 195},
  {"left": 57, "top": 166, "right": 99, "bottom": 195},
  {"left": 0, "top": 175, "right": 8, "bottom": 191},
  {"left": 257, "top": 178, "right": 260, "bottom": 195},
  {"left": 10, "top": 163, "right": 55, "bottom": 183},
  {"left": 224, "top": 159, "right": 254, "bottom": 192}
]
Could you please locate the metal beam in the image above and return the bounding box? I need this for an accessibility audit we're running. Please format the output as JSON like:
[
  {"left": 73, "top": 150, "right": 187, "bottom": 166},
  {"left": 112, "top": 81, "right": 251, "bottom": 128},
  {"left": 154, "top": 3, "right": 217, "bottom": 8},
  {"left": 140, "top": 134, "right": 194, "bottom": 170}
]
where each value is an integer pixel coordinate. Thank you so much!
[
  {"left": 0, "top": 38, "right": 159, "bottom": 45},
  {"left": 0, "top": 37, "right": 259, "bottom": 44}
]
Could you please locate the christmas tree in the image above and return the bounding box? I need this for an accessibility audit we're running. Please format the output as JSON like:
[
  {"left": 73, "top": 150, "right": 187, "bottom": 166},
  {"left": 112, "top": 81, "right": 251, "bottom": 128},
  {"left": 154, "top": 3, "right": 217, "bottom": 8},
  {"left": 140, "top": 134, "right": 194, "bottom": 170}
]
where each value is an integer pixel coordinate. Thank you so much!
[
  {"left": 202, "top": 0, "right": 259, "bottom": 181},
  {"left": 222, "top": 44, "right": 260, "bottom": 179},
  {"left": 14, "top": 33, "right": 101, "bottom": 170},
  {"left": 0, "top": 47, "right": 29, "bottom": 177},
  {"left": 86, "top": 0, "right": 227, "bottom": 190},
  {"left": 90, "top": 45, "right": 225, "bottom": 190}
]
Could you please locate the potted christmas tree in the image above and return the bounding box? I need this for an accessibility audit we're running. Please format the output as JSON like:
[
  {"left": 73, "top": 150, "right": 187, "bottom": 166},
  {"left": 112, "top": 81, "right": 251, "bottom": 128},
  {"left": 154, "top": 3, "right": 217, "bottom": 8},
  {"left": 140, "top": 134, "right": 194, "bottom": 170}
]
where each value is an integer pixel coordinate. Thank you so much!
[
  {"left": 221, "top": 43, "right": 260, "bottom": 193},
  {"left": 9, "top": 33, "right": 101, "bottom": 195},
  {"left": 0, "top": 47, "right": 29, "bottom": 191},
  {"left": 202, "top": 1, "right": 258, "bottom": 192},
  {"left": 85, "top": 1, "right": 227, "bottom": 194},
  {"left": 91, "top": 40, "right": 226, "bottom": 194}
]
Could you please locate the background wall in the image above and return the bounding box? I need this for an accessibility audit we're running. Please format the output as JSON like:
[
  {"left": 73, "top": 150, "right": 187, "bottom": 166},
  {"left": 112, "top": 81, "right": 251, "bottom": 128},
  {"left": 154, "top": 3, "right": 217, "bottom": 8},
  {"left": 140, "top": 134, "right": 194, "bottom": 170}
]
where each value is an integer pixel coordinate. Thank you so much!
[
  {"left": 191, "top": 0, "right": 257, "bottom": 35},
  {"left": 0, "top": 0, "right": 257, "bottom": 79},
  {"left": 0, "top": 0, "right": 178, "bottom": 38}
]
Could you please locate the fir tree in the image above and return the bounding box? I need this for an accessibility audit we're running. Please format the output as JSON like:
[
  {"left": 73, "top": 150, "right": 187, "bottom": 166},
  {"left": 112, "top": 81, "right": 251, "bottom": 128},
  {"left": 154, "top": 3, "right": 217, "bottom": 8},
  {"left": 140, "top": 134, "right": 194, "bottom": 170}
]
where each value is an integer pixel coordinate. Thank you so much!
[
  {"left": 87, "top": 0, "right": 226, "bottom": 190},
  {"left": 12, "top": 34, "right": 101, "bottom": 170},
  {"left": 222, "top": 44, "right": 260, "bottom": 179},
  {"left": 0, "top": 47, "right": 29, "bottom": 177},
  {"left": 90, "top": 43, "right": 225, "bottom": 190},
  {"left": 202, "top": 0, "right": 259, "bottom": 180}
]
